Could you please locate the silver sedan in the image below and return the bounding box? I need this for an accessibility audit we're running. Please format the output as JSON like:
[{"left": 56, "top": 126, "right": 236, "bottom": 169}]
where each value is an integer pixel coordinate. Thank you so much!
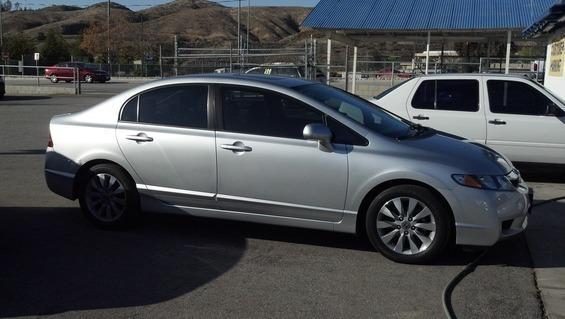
[{"left": 45, "top": 74, "right": 532, "bottom": 263}]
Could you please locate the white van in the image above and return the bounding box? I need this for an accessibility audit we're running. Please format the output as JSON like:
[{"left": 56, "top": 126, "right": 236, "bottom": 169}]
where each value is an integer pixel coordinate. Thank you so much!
[{"left": 371, "top": 74, "right": 565, "bottom": 165}]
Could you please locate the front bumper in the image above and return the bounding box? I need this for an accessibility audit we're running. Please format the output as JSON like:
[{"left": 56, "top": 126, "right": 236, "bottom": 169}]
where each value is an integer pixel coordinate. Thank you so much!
[{"left": 445, "top": 182, "right": 532, "bottom": 247}]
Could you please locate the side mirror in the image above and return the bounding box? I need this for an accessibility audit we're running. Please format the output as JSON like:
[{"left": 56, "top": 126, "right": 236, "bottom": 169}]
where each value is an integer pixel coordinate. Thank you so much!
[
  {"left": 303, "top": 123, "right": 333, "bottom": 152},
  {"left": 548, "top": 103, "right": 565, "bottom": 117}
]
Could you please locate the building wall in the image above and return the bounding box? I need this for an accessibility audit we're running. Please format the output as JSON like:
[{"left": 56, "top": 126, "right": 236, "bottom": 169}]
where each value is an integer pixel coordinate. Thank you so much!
[{"left": 544, "top": 28, "right": 565, "bottom": 101}]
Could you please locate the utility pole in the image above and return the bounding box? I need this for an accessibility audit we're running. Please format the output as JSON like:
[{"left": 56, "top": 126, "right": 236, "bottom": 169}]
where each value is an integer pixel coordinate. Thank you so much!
[
  {"left": 0, "top": 0, "right": 4, "bottom": 49},
  {"left": 247, "top": 0, "right": 250, "bottom": 61},
  {"left": 237, "top": 0, "right": 241, "bottom": 67},
  {"left": 107, "top": 0, "right": 111, "bottom": 66},
  {"left": 174, "top": 35, "right": 178, "bottom": 76}
]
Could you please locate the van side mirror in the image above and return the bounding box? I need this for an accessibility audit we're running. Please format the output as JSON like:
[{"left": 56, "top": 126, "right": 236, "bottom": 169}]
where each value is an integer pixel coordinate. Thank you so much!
[{"left": 303, "top": 123, "right": 333, "bottom": 152}]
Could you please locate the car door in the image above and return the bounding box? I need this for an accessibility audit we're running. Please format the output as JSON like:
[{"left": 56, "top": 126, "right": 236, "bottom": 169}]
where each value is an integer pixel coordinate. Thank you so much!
[
  {"left": 407, "top": 78, "right": 487, "bottom": 143},
  {"left": 484, "top": 78, "right": 565, "bottom": 164},
  {"left": 116, "top": 84, "right": 217, "bottom": 206},
  {"left": 214, "top": 85, "right": 348, "bottom": 222}
]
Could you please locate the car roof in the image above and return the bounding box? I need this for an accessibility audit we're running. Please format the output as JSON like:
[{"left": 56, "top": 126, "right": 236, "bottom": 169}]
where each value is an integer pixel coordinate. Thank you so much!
[
  {"left": 164, "top": 73, "right": 314, "bottom": 88},
  {"left": 413, "top": 73, "right": 531, "bottom": 79}
]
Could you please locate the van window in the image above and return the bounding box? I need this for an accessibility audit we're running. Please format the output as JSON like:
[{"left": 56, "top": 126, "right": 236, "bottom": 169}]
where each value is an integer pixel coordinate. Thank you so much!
[
  {"left": 412, "top": 80, "right": 479, "bottom": 112},
  {"left": 487, "top": 80, "right": 554, "bottom": 116}
]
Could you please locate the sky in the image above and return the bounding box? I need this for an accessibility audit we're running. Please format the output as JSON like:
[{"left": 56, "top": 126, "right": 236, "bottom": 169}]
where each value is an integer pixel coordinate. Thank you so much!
[{"left": 24, "top": 0, "right": 320, "bottom": 10}]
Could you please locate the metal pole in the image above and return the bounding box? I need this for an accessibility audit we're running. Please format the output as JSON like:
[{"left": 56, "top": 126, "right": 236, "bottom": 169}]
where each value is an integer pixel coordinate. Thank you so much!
[
  {"left": 425, "top": 31, "right": 431, "bottom": 75},
  {"left": 326, "top": 39, "right": 331, "bottom": 85},
  {"left": 0, "top": 0, "right": 4, "bottom": 48},
  {"left": 505, "top": 30, "right": 511, "bottom": 74},
  {"left": 247, "top": 0, "right": 250, "bottom": 63},
  {"left": 344, "top": 45, "right": 350, "bottom": 92},
  {"left": 159, "top": 45, "right": 163, "bottom": 78},
  {"left": 174, "top": 35, "right": 178, "bottom": 76},
  {"left": 352, "top": 46, "right": 357, "bottom": 94},
  {"left": 304, "top": 40, "right": 309, "bottom": 79},
  {"left": 229, "top": 42, "right": 233, "bottom": 73},
  {"left": 391, "top": 61, "right": 395, "bottom": 86},
  {"left": 237, "top": 0, "right": 241, "bottom": 66},
  {"left": 36, "top": 59, "right": 39, "bottom": 86},
  {"left": 107, "top": 0, "right": 111, "bottom": 66}
]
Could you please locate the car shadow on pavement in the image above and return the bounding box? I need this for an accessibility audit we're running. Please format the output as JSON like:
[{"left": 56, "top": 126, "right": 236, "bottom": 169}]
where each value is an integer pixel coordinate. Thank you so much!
[
  {"left": 0, "top": 149, "right": 46, "bottom": 155},
  {"left": 0, "top": 96, "right": 52, "bottom": 102},
  {"left": 0, "top": 207, "right": 247, "bottom": 317},
  {"left": 1, "top": 203, "right": 561, "bottom": 317}
]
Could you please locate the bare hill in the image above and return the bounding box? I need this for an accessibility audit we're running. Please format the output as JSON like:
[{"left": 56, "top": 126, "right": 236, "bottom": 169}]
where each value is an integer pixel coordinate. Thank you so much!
[{"left": 1, "top": 0, "right": 312, "bottom": 46}]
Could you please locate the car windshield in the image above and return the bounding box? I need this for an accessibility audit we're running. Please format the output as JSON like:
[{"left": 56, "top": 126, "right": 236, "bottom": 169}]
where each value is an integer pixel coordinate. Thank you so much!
[{"left": 293, "top": 84, "right": 411, "bottom": 138}]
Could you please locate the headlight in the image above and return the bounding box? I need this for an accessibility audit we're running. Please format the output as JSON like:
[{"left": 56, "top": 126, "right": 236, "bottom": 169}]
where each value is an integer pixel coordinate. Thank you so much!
[{"left": 452, "top": 174, "right": 515, "bottom": 191}]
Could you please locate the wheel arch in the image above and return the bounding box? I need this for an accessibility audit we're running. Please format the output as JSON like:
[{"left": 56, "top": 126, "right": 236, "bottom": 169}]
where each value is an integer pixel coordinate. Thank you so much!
[
  {"left": 73, "top": 159, "right": 136, "bottom": 198},
  {"left": 355, "top": 179, "right": 455, "bottom": 243}
]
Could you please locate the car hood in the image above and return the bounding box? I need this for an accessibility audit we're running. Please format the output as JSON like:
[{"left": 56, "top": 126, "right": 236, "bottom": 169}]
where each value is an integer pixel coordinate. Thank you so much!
[{"left": 393, "top": 131, "right": 513, "bottom": 175}]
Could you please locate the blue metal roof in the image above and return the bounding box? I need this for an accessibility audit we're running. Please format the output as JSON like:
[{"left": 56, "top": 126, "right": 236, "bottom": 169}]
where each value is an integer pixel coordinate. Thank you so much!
[{"left": 302, "top": 0, "right": 558, "bottom": 31}]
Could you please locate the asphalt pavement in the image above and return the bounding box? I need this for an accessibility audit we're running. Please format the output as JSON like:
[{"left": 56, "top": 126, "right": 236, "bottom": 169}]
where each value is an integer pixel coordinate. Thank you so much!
[{"left": 0, "top": 93, "right": 557, "bottom": 318}]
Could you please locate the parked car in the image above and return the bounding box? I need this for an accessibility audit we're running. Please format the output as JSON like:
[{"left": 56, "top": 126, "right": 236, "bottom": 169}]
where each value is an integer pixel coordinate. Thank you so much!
[
  {"left": 0, "top": 76, "right": 5, "bottom": 99},
  {"left": 246, "top": 63, "right": 303, "bottom": 78},
  {"left": 375, "top": 67, "right": 412, "bottom": 79},
  {"left": 45, "top": 62, "right": 111, "bottom": 83},
  {"left": 371, "top": 74, "right": 565, "bottom": 165},
  {"left": 45, "top": 74, "right": 531, "bottom": 264}
]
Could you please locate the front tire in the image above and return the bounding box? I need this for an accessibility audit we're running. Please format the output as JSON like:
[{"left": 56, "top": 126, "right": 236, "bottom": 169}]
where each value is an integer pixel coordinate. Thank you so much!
[
  {"left": 50, "top": 75, "right": 59, "bottom": 83},
  {"left": 78, "top": 164, "right": 139, "bottom": 229},
  {"left": 84, "top": 75, "right": 93, "bottom": 83},
  {"left": 365, "top": 185, "right": 451, "bottom": 264}
]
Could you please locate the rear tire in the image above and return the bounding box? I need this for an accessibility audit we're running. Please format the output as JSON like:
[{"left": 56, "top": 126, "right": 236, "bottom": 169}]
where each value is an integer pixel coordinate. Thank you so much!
[
  {"left": 78, "top": 164, "right": 139, "bottom": 229},
  {"left": 365, "top": 185, "right": 451, "bottom": 264}
]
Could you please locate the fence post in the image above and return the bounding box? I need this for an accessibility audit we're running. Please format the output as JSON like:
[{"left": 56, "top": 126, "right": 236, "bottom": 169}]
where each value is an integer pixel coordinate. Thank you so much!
[
  {"left": 229, "top": 42, "right": 233, "bottom": 73},
  {"left": 326, "top": 39, "right": 331, "bottom": 85},
  {"left": 159, "top": 45, "right": 163, "bottom": 78},
  {"left": 174, "top": 35, "right": 178, "bottom": 76},
  {"left": 344, "top": 45, "right": 350, "bottom": 92},
  {"left": 391, "top": 61, "right": 395, "bottom": 86},
  {"left": 304, "top": 40, "right": 309, "bottom": 80},
  {"left": 35, "top": 59, "right": 39, "bottom": 87},
  {"left": 352, "top": 46, "right": 357, "bottom": 94}
]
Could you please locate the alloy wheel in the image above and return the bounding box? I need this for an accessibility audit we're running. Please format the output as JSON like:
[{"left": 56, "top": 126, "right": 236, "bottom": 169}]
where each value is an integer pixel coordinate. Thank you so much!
[
  {"left": 84, "top": 173, "right": 127, "bottom": 222},
  {"left": 376, "top": 197, "right": 436, "bottom": 255}
]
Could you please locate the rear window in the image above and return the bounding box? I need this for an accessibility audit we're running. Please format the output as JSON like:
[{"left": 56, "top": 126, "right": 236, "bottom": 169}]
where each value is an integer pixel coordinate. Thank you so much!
[{"left": 412, "top": 79, "right": 479, "bottom": 112}]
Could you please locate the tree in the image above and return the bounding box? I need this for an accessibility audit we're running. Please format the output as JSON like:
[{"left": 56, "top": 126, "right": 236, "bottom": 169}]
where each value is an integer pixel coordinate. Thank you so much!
[
  {"left": 4, "top": 33, "right": 35, "bottom": 58},
  {"left": 41, "top": 29, "right": 69, "bottom": 65},
  {"left": 1, "top": 0, "right": 12, "bottom": 11}
]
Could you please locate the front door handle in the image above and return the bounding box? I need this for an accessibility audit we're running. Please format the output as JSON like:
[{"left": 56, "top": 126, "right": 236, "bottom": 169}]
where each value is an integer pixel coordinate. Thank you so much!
[
  {"left": 413, "top": 115, "right": 430, "bottom": 120},
  {"left": 488, "top": 119, "right": 507, "bottom": 125},
  {"left": 220, "top": 142, "right": 252, "bottom": 153},
  {"left": 126, "top": 133, "right": 154, "bottom": 142}
]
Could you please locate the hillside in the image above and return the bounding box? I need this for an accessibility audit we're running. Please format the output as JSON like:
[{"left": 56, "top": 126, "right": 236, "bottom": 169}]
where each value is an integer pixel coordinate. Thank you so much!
[{"left": 1, "top": 0, "right": 312, "bottom": 46}]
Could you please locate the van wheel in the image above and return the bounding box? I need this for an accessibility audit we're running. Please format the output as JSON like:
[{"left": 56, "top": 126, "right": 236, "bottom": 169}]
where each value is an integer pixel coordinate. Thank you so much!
[
  {"left": 78, "top": 164, "right": 139, "bottom": 229},
  {"left": 50, "top": 75, "right": 59, "bottom": 83},
  {"left": 365, "top": 185, "right": 450, "bottom": 264}
]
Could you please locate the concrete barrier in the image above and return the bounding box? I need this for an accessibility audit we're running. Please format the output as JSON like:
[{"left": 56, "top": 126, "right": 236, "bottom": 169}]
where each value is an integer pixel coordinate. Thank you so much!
[{"left": 6, "top": 85, "right": 76, "bottom": 96}]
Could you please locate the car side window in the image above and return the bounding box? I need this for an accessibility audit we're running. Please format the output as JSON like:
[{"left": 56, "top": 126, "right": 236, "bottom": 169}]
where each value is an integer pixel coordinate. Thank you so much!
[
  {"left": 130, "top": 85, "right": 208, "bottom": 128},
  {"left": 487, "top": 80, "right": 554, "bottom": 116},
  {"left": 412, "top": 80, "right": 479, "bottom": 112},
  {"left": 221, "top": 86, "right": 324, "bottom": 139},
  {"left": 326, "top": 116, "right": 368, "bottom": 146},
  {"left": 120, "top": 96, "right": 138, "bottom": 122}
]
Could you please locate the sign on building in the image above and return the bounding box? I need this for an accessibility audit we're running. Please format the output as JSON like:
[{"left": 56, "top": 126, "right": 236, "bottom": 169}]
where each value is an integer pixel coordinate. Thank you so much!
[{"left": 549, "top": 38, "right": 565, "bottom": 77}]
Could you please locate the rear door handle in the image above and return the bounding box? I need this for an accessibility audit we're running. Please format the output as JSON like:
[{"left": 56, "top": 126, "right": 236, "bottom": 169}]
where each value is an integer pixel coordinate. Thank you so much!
[
  {"left": 488, "top": 119, "right": 507, "bottom": 125},
  {"left": 220, "top": 142, "right": 252, "bottom": 153},
  {"left": 413, "top": 115, "right": 430, "bottom": 120},
  {"left": 126, "top": 133, "right": 154, "bottom": 142}
]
